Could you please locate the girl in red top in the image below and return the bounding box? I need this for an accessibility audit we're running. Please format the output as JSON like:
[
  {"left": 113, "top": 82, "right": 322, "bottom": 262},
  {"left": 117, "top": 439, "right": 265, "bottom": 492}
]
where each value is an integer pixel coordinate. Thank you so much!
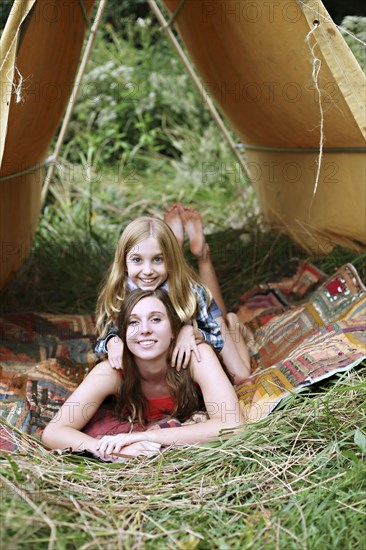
[{"left": 42, "top": 289, "right": 243, "bottom": 461}]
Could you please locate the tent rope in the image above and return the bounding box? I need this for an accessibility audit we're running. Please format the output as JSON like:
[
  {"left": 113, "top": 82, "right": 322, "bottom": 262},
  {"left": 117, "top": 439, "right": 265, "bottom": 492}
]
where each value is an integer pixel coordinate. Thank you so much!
[
  {"left": 0, "top": 157, "right": 61, "bottom": 182},
  {"left": 147, "top": 0, "right": 252, "bottom": 183},
  {"left": 0, "top": 156, "right": 62, "bottom": 181},
  {"left": 338, "top": 24, "right": 366, "bottom": 47},
  {"left": 162, "top": 0, "right": 186, "bottom": 29},
  {"left": 297, "top": 0, "right": 366, "bottom": 47},
  {"left": 78, "top": 0, "right": 91, "bottom": 28},
  {"left": 41, "top": 0, "right": 108, "bottom": 207},
  {"left": 305, "top": 20, "right": 324, "bottom": 219},
  {"left": 236, "top": 144, "right": 366, "bottom": 153},
  {"left": 0, "top": 30, "right": 18, "bottom": 74}
]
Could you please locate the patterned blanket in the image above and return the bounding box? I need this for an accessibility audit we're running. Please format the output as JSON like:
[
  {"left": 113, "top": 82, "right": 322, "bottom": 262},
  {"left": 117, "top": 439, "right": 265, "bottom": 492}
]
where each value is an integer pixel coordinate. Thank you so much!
[
  {"left": 234, "top": 262, "right": 366, "bottom": 420},
  {"left": 1, "top": 262, "right": 365, "bottom": 451}
]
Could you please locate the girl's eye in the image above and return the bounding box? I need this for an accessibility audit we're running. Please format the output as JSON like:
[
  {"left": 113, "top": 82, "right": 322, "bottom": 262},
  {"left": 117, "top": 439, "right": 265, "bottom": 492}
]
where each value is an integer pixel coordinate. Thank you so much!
[
  {"left": 151, "top": 317, "right": 161, "bottom": 323},
  {"left": 128, "top": 319, "right": 138, "bottom": 326},
  {"left": 153, "top": 257, "right": 163, "bottom": 263},
  {"left": 131, "top": 257, "right": 141, "bottom": 263}
]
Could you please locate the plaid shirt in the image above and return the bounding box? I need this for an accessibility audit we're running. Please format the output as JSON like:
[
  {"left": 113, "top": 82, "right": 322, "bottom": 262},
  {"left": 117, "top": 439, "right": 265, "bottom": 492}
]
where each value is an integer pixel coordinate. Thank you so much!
[
  {"left": 95, "top": 282, "right": 224, "bottom": 354},
  {"left": 193, "top": 285, "right": 223, "bottom": 352}
]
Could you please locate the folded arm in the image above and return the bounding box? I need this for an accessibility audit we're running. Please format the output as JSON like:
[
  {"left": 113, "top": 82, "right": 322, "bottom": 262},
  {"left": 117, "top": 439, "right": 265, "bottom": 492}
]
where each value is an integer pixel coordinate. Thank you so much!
[
  {"left": 41, "top": 361, "right": 120, "bottom": 455},
  {"left": 97, "top": 344, "right": 244, "bottom": 458}
]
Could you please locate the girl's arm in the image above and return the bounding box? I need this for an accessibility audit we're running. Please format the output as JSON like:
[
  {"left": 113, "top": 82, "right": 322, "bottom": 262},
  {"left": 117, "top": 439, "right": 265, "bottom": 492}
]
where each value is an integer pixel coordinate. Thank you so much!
[
  {"left": 95, "top": 321, "right": 118, "bottom": 354},
  {"left": 171, "top": 323, "right": 201, "bottom": 371},
  {"left": 171, "top": 289, "right": 223, "bottom": 370},
  {"left": 95, "top": 321, "right": 124, "bottom": 370},
  {"left": 96, "top": 345, "right": 244, "bottom": 457},
  {"left": 42, "top": 361, "right": 120, "bottom": 454}
]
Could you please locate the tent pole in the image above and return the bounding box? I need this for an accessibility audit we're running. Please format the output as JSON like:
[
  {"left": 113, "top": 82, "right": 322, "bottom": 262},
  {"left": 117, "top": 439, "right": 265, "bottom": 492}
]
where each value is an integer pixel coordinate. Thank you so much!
[
  {"left": 146, "top": 0, "right": 251, "bottom": 182},
  {"left": 0, "top": 0, "right": 38, "bottom": 167},
  {"left": 41, "top": 0, "right": 108, "bottom": 207}
]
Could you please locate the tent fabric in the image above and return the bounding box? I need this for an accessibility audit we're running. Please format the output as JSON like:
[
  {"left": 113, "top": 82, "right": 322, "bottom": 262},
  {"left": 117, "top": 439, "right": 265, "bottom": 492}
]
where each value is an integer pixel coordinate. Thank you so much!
[
  {"left": 162, "top": 0, "right": 366, "bottom": 251},
  {"left": 0, "top": 0, "right": 95, "bottom": 291},
  {"left": 0, "top": 0, "right": 37, "bottom": 166}
]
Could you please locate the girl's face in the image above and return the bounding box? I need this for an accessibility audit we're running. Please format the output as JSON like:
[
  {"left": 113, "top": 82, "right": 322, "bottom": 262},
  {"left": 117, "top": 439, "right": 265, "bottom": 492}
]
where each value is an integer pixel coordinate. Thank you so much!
[
  {"left": 126, "top": 296, "right": 172, "bottom": 360},
  {"left": 126, "top": 237, "right": 168, "bottom": 290}
]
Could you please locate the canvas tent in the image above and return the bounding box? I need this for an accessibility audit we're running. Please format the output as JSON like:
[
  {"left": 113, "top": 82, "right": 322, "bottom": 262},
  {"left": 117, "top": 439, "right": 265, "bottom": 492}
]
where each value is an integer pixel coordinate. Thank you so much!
[{"left": 0, "top": 0, "right": 365, "bottom": 291}]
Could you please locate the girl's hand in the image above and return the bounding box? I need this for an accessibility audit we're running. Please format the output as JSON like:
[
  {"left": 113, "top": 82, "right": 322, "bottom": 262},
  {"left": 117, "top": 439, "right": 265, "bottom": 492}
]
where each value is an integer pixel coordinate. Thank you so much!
[
  {"left": 96, "top": 432, "right": 149, "bottom": 459},
  {"left": 113, "top": 441, "right": 161, "bottom": 459},
  {"left": 106, "top": 336, "right": 124, "bottom": 370},
  {"left": 171, "top": 325, "right": 201, "bottom": 371}
]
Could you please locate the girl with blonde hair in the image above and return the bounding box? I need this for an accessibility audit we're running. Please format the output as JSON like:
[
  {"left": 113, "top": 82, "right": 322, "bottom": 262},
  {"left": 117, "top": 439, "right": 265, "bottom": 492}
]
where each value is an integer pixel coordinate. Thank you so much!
[{"left": 95, "top": 207, "right": 250, "bottom": 384}]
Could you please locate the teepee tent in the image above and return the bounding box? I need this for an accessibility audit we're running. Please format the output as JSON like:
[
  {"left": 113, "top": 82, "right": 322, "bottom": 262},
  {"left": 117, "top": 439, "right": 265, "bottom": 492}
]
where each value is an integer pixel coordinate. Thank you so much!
[
  {"left": 0, "top": 0, "right": 96, "bottom": 290},
  {"left": 159, "top": 0, "right": 366, "bottom": 253},
  {"left": 0, "top": 0, "right": 365, "bottom": 291}
]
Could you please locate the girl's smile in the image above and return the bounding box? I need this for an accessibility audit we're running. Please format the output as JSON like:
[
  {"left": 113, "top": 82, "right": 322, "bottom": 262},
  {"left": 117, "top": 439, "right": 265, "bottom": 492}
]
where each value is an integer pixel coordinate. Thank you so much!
[
  {"left": 126, "top": 237, "right": 168, "bottom": 290},
  {"left": 137, "top": 339, "right": 157, "bottom": 348}
]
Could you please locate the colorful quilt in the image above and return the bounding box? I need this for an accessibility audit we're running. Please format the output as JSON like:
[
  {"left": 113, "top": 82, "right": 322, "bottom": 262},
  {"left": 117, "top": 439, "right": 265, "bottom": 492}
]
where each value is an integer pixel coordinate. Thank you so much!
[
  {"left": 234, "top": 262, "right": 366, "bottom": 420},
  {"left": 0, "top": 262, "right": 365, "bottom": 451}
]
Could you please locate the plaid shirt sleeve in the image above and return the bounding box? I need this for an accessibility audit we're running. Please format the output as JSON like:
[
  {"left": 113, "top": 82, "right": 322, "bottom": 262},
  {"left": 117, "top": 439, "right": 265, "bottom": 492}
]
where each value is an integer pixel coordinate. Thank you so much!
[
  {"left": 194, "top": 286, "right": 224, "bottom": 353},
  {"left": 95, "top": 320, "right": 119, "bottom": 355}
]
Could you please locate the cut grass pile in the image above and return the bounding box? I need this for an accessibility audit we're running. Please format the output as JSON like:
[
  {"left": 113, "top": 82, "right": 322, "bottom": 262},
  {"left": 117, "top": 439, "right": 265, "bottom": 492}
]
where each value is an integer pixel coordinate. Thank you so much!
[{"left": 1, "top": 369, "right": 365, "bottom": 549}]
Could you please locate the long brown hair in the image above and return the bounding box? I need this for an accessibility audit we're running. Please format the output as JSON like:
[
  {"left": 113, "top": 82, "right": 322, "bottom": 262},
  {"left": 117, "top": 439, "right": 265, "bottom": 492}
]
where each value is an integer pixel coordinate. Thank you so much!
[
  {"left": 116, "top": 288, "right": 203, "bottom": 426},
  {"left": 95, "top": 217, "right": 212, "bottom": 339}
]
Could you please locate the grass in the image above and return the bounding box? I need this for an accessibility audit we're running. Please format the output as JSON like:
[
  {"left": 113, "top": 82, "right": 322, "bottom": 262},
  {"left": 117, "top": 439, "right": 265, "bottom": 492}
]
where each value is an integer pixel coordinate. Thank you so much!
[
  {"left": 1, "top": 165, "right": 364, "bottom": 314},
  {"left": 1, "top": 369, "right": 365, "bottom": 549},
  {"left": 1, "top": 223, "right": 365, "bottom": 316}
]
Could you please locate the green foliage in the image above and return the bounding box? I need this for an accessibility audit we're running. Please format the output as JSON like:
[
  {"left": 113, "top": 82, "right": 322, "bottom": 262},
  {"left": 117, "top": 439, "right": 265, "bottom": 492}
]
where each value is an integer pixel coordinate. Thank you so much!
[
  {"left": 0, "top": 0, "right": 13, "bottom": 29},
  {"left": 66, "top": 20, "right": 214, "bottom": 166},
  {"left": 340, "top": 16, "right": 366, "bottom": 68},
  {"left": 104, "top": 0, "right": 150, "bottom": 28},
  {"left": 2, "top": 9, "right": 366, "bottom": 314},
  {"left": 323, "top": 0, "right": 366, "bottom": 24}
]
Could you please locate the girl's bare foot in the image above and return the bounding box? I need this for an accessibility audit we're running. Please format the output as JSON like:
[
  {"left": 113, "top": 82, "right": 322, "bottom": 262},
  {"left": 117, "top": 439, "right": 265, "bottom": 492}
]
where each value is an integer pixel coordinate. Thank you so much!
[
  {"left": 164, "top": 204, "right": 184, "bottom": 247},
  {"left": 179, "top": 205, "right": 208, "bottom": 259}
]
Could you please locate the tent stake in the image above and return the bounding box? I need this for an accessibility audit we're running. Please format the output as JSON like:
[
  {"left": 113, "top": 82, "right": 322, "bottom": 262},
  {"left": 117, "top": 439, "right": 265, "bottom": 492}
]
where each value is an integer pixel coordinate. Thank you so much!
[
  {"left": 146, "top": 0, "right": 251, "bottom": 182},
  {"left": 41, "top": 0, "right": 108, "bottom": 207}
]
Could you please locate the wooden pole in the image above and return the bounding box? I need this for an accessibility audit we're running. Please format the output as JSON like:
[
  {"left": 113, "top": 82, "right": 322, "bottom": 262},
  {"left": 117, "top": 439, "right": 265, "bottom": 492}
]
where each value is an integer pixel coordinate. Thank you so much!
[
  {"left": 0, "top": 0, "right": 38, "bottom": 167},
  {"left": 41, "top": 0, "right": 108, "bottom": 206}
]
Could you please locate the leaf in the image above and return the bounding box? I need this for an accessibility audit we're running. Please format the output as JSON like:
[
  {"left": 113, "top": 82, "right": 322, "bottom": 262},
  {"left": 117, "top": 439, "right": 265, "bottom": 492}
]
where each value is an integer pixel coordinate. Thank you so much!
[
  {"left": 354, "top": 428, "right": 366, "bottom": 453},
  {"left": 341, "top": 449, "right": 359, "bottom": 463}
]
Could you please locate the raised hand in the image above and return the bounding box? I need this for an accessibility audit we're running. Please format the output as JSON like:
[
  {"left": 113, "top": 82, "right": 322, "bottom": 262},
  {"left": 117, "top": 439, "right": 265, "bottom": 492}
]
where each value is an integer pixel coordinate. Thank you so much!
[
  {"left": 171, "top": 324, "right": 201, "bottom": 370},
  {"left": 106, "top": 336, "right": 124, "bottom": 370}
]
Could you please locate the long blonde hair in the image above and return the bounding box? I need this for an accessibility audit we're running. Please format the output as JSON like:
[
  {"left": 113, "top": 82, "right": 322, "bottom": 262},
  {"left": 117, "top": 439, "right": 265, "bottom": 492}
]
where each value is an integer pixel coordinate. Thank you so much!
[
  {"left": 95, "top": 216, "right": 212, "bottom": 338},
  {"left": 116, "top": 288, "right": 203, "bottom": 426}
]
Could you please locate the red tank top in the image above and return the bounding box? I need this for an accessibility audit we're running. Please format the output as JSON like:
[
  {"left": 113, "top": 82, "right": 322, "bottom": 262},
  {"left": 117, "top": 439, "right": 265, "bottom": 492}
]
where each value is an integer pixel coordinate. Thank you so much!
[
  {"left": 146, "top": 395, "right": 175, "bottom": 419},
  {"left": 117, "top": 371, "right": 175, "bottom": 420}
]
